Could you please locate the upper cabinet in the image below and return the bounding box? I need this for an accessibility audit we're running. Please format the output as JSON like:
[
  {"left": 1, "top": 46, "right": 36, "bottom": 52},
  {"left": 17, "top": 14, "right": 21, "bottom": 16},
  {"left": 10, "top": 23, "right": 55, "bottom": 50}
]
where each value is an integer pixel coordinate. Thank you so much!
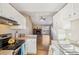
[
  {"left": 0, "top": 3, "right": 26, "bottom": 29},
  {"left": 73, "top": 4, "right": 79, "bottom": 20},
  {"left": 0, "top": 4, "right": 2, "bottom": 16},
  {"left": 53, "top": 3, "right": 79, "bottom": 30},
  {"left": 53, "top": 3, "right": 79, "bottom": 41},
  {"left": 53, "top": 4, "right": 74, "bottom": 41},
  {"left": 61, "top": 3, "right": 79, "bottom": 21},
  {"left": 61, "top": 4, "right": 73, "bottom": 20}
]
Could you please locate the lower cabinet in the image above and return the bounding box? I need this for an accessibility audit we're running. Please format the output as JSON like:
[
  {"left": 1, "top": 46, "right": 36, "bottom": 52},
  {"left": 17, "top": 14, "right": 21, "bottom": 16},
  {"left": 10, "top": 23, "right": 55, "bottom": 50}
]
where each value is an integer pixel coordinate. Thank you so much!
[
  {"left": 18, "top": 43, "right": 26, "bottom": 55},
  {"left": 25, "top": 36, "right": 37, "bottom": 55},
  {"left": 20, "top": 43, "right": 26, "bottom": 55},
  {"left": 53, "top": 45, "right": 64, "bottom": 55},
  {"left": 48, "top": 41, "right": 65, "bottom": 55},
  {"left": 17, "top": 36, "right": 37, "bottom": 55}
]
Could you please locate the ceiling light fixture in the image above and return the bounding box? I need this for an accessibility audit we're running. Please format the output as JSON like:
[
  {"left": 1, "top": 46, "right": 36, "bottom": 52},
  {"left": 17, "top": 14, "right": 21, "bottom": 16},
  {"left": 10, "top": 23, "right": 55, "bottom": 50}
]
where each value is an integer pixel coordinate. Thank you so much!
[{"left": 40, "top": 16, "right": 46, "bottom": 21}]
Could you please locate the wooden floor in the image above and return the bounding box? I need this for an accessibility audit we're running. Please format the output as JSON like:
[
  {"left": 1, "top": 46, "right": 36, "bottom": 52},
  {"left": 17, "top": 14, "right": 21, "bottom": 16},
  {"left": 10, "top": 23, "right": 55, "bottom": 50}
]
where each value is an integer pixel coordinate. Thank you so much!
[
  {"left": 37, "top": 35, "right": 49, "bottom": 55},
  {"left": 27, "top": 35, "right": 49, "bottom": 55}
]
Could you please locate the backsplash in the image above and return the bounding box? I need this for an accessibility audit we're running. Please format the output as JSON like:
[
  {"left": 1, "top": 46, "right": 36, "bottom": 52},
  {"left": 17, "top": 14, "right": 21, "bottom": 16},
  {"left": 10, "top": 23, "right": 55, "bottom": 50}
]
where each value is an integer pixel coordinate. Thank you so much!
[
  {"left": 0, "top": 24, "right": 26, "bottom": 39},
  {"left": 9, "top": 29, "right": 26, "bottom": 38},
  {"left": 0, "top": 24, "right": 10, "bottom": 34}
]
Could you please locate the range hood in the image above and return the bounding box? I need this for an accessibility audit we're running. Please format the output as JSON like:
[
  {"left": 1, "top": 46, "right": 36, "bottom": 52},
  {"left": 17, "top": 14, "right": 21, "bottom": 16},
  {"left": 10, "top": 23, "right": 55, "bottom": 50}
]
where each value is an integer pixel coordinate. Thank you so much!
[{"left": 0, "top": 16, "right": 19, "bottom": 26}]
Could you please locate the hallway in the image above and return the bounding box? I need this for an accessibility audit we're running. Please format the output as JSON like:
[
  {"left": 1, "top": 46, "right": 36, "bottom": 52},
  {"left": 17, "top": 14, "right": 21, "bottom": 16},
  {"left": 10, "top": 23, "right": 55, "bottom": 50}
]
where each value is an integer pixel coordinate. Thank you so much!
[{"left": 37, "top": 35, "right": 49, "bottom": 55}]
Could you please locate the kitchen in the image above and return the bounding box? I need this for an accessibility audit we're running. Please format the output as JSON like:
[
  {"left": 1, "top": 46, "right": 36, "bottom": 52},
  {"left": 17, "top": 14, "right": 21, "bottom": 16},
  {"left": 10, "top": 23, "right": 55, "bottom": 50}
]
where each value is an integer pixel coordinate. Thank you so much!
[
  {"left": 0, "top": 3, "right": 36, "bottom": 55},
  {"left": 1, "top": 3, "right": 79, "bottom": 55},
  {"left": 0, "top": 3, "right": 51, "bottom": 55}
]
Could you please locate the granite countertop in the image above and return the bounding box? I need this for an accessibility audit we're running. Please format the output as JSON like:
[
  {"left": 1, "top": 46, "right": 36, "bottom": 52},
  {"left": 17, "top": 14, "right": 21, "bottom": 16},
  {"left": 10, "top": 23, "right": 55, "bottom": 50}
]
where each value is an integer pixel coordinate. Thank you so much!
[{"left": 1, "top": 40, "right": 25, "bottom": 50}]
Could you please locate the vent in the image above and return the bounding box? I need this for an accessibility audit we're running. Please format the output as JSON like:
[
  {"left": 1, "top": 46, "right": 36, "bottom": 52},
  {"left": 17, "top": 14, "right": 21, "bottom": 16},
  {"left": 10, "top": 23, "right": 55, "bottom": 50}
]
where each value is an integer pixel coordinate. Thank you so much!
[{"left": 0, "top": 16, "right": 19, "bottom": 26}]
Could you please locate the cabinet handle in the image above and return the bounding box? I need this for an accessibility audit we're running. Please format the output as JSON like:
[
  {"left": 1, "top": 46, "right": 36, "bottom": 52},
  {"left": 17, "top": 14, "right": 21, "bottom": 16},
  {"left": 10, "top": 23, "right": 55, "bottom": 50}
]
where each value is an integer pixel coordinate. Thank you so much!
[{"left": 73, "top": 12, "right": 76, "bottom": 15}]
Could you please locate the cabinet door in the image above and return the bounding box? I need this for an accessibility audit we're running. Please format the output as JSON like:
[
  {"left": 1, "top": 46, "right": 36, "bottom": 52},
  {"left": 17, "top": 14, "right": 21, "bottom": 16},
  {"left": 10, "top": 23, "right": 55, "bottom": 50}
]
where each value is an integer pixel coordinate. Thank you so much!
[
  {"left": 61, "top": 4, "right": 73, "bottom": 20},
  {"left": 0, "top": 4, "right": 2, "bottom": 16},
  {"left": 0, "top": 3, "right": 26, "bottom": 29},
  {"left": 1, "top": 4, "right": 12, "bottom": 18},
  {"left": 53, "top": 10, "right": 64, "bottom": 30},
  {"left": 53, "top": 44, "right": 64, "bottom": 55},
  {"left": 27, "top": 39, "right": 36, "bottom": 54},
  {"left": 66, "top": 4, "right": 73, "bottom": 19},
  {"left": 25, "top": 38, "right": 36, "bottom": 54},
  {"left": 20, "top": 43, "right": 26, "bottom": 55},
  {"left": 53, "top": 4, "right": 72, "bottom": 42},
  {"left": 73, "top": 3, "right": 79, "bottom": 19},
  {"left": 71, "top": 19, "right": 79, "bottom": 42},
  {"left": 1, "top": 4, "right": 18, "bottom": 21}
]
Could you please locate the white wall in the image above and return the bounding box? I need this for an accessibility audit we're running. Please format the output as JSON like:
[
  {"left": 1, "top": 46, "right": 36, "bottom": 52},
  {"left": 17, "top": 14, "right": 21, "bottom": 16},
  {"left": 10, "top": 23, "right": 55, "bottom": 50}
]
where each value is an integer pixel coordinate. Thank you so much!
[
  {"left": 31, "top": 13, "right": 53, "bottom": 25},
  {"left": 25, "top": 16, "right": 33, "bottom": 34}
]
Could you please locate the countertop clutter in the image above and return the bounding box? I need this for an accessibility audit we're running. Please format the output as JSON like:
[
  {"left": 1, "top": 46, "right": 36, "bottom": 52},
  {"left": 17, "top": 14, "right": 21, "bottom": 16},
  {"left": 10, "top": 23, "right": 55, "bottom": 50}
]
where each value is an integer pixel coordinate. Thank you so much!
[
  {"left": 2, "top": 40, "right": 25, "bottom": 50},
  {"left": 0, "top": 34, "right": 37, "bottom": 55},
  {"left": 0, "top": 40, "right": 25, "bottom": 55}
]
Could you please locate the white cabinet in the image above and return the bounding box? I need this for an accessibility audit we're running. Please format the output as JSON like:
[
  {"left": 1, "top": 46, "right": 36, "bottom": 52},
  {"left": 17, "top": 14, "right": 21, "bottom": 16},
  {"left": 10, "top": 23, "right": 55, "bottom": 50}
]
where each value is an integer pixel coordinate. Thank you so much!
[
  {"left": 61, "top": 4, "right": 73, "bottom": 20},
  {"left": 56, "top": 4, "right": 73, "bottom": 29},
  {"left": 72, "top": 4, "right": 79, "bottom": 19},
  {"left": 62, "top": 3, "right": 79, "bottom": 21},
  {"left": 42, "top": 35, "right": 50, "bottom": 46},
  {"left": 42, "top": 26, "right": 50, "bottom": 35},
  {"left": 25, "top": 35, "right": 37, "bottom": 54},
  {"left": 53, "top": 3, "right": 79, "bottom": 55},
  {"left": 53, "top": 4, "right": 73, "bottom": 41},
  {"left": 49, "top": 41, "right": 65, "bottom": 55},
  {"left": 53, "top": 3, "right": 74, "bottom": 31},
  {"left": 0, "top": 3, "right": 26, "bottom": 29},
  {"left": 71, "top": 19, "right": 79, "bottom": 42},
  {"left": 53, "top": 9, "right": 63, "bottom": 29},
  {"left": 1, "top": 4, "right": 16, "bottom": 20},
  {"left": 0, "top": 4, "right": 2, "bottom": 16},
  {"left": 20, "top": 43, "right": 26, "bottom": 55},
  {"left": 27, "top": 39, "right": 36, "bottom": 54}
]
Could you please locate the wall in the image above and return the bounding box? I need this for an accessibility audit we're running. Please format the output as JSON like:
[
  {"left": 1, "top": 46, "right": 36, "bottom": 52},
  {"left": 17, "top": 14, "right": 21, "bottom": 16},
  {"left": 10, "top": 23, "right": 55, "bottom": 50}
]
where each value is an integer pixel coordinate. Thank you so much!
[
  {"left": 8, "top": 14, "right": 33, "bottom": 36},
  {"left": 25, "top": 16, "right": 33, "bottom": 34},
  {"left": 8, "top": 15, "right": 33, "bottom": 37},
  {"left": 31, "top": 13, "right": 53, "bottom": 25},
  {"left": 0, "top": 16, "right": 33, "bottom": 36}
]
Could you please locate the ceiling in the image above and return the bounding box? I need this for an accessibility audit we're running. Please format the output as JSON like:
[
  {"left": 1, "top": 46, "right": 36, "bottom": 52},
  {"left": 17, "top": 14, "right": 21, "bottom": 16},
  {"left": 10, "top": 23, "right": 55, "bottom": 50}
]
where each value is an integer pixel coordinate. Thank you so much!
[
  {"left": 11, "top": 3, "right": 66, "bottom": 25},
  {"left": 11, "top": 3, "right": 66, "bottom": 15}
]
